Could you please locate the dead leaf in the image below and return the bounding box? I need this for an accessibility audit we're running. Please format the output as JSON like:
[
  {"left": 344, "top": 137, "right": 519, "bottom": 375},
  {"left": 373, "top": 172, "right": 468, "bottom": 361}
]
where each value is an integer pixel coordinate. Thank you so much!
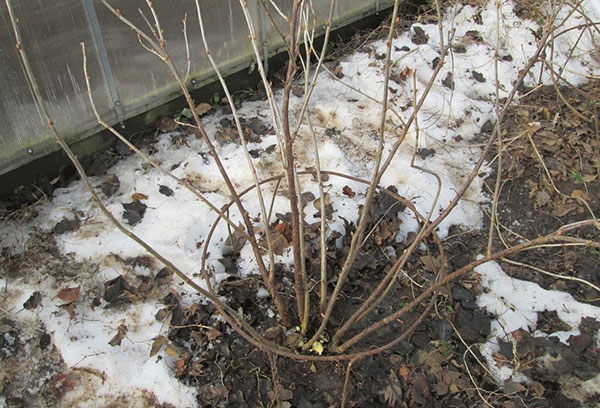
[
  {"left": 225, "top": 225, "right": 247, "bottom": 252},
  {"left": 48, "top": 372, "right": 79, "bottom": 399},
  {"left": 382, "top": 384, "right": 403, "bottom": 407},
  {"left": 503, "top": 380, "right": 527, "bottom": 395},
  {"left": 270, "top": 233, "right": 290, "bottom": 256},
  {"left": 551, "top": 202, "right": 577, "bottom": 217},
  {"left": 53, "top": 217, "right": 80, "bottom": 234},
  {"left": 526, "top": 121, "right": 542, "bottom": 135},
  {"left": 149, "top": 336, "right": 168, "bottom": 357},
  {"left": 409, "top": 374, "right": 431, "bottom": 405},
  {"left": 100, "top": 174, "right": 120, "bottom": 197},
  {"left": 164, "top": 344, "right": 179, "bottom": 358},
  {"left": 472, "top": 70, "right": 486, "bottom": 82},
  {"left": 535, "top": 190, "right": 551, "bottom": 207},
  {"left": 104, "top": 275, "right": 139, "bottom": 303},
  {"left": 291, "top": 85, "right": 305, "bottom": 97},
  {"left": 342, "top": 185, "right": 356, "bottom": 198},
  {"left": 122, "top": 201, "right": 147, "bottom": 225},
  {"left": 194, "top": 102, "right": 212, "bottom": 116},
  {"left": 571, "top": 189, "right": 591, "bottom": 201},
  {"left": 175, "top": 357, "right": 187, "bottom": 377},
  {"left": 274, "top": 221, "right": 293, "bottom": 243},
  {"left": 530, "top": 381, "right": 545, "bottom": 397},
  {"left": 190, "top": 331, "right": 206, "bottom": 347},
  {"left": 313, "top": 193, "right": 331, "bottom": 209},
  {"left": 154, "top": 267, "right": 173, "bottom": 282},
  {"left": 108, "top": 324, "right": 128, "bottom": 347},
  {"left": 205, "top": 328, "right": 222, "bottom": 341},
  {"left": 392, "top": 66, "right": 413, "bottom": 83},
  {"left": 23, "top": 291, "right": 42, "bottom": 310},
  {"left": 156, "top": 116, "right": 178, "bottom": 132},
  {"left": 268, "top": 386, "right": 294, "bottom": 401},
  {"left": 300, "top": 191, "right": 316, "bottom": 206},
  {"left": 582, "top": 174, "right": 596, "bottom": 182},
  {"left": 60, "top": 302, "right": 77, "bottom": 318},
  {"left": 411, "top": 26, "right": 429, "bottom": 45},
  {"left": 215, "top": 128, "right": 234, "bottom": 144},
  {"left": 332, "top": 64, "right": 343, "bottom": 78},
  {"left": 420, "top": 255, "right": 441, "bottom": 273},
  {"left": 398, "top": 365, "right": 411, "bottom": 382},
  {"left": 442, "top": 72, "right": 454, "bottom": 89},
  {"left": 155, "top": 307, "right": 170, "bottom": 321},
  {"left": 159, "top": 185, "right": 174, "bottom": 197},
  {"left": 57, "top": 286, "right": 80, "bottom": 304},
  {"left": 131, "top": 192, "right": 149, "bottom": 201}
]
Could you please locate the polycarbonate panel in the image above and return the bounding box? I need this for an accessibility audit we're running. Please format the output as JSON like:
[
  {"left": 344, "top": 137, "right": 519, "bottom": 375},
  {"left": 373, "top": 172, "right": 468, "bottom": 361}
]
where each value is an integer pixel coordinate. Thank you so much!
[
  {"left": 94, "top": 0, "right": 255, "bottom": 116},
  {"left": 261, "top": 0, "right": 392, "bottom": 59},
  {"left": 0, "top": 0, "right": 392, "bottom": 176},
  {"left": 0, "top": 0, "right": 113, "bottom": 175}
]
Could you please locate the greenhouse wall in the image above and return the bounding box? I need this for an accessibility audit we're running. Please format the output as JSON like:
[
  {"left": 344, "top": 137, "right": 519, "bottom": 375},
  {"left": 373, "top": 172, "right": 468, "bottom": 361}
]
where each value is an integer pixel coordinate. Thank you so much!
[{"left": 0, "top": 0, "right": 393, "bottom": 176}]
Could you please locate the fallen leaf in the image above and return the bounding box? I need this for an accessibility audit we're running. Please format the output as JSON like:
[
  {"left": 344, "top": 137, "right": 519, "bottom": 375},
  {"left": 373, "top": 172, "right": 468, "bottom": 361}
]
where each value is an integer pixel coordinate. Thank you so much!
[
  {"left": 59, "top": 301, "right": 77, "bottom": 318},
  {"left": 571, "top": 189, "right": 591, "bottom": 201},
  {"left": 420, "top": 255, "right": 441, "bottom": 273},
  {"left": 503, "top": 380, "right": 527, "bottom": 395},
  {"left": 154, "top": 307, "right": 170, "bottom": 321},
  {"left": 225, "top": 225, "right": 247, "bottom": 252},
  {"left": 175, "top": 357, "right": 187, "bottom": 377},
  {"left": 291, "top": 85, "right": 305, "bottom": 97},
  {"left": 442, "top": 72, "right": 454, "bottom": 89},
  {"left": 57, "top": 286, "right": 80, "bottom": 304},
  {"left": 131, "top": 192, "right": 148, "bottom": 201},
  {"left": 159, "top": 185, "right": 174, "bottom": 197},
  {"left": 552, "top": 202, "right": 577, "bottom": 217},
  {"left": 164, "top": 344, "right": 179, "bottom": 358},
  {"left": 409, "top": 374, "right": 431, "bottom": 405},
  {"left": 382, "top": 383, "right": 403, "bottom": 407},
  {"left": 301, "top": 191, "right": 316, "bottom": 206},
  {"left": 156, "top": 116, "right": 178, "bottom": 132},
  {"left": 530, "top": 381, "right": 545, "bottom": 397},
  {"left": 411, "top": 26, "right": 429, "bottom": 45},
  {"left": 195, "top": 103, "right": 212, "bottom": 116},
  {"left": 53, "top": 217, "right": 80, "bottom": 234},
  {"left": 582, "top": 174, "right": 596, "bottom": 182},
  {"left": 313, "top": 193, "right": 331, "bottom": 209},
  {"left": 472, "top": 70, "right": 486, "bottom": 82},
  {"left": 399, "top": 365, "right": 411, "bottom": 381},
  {"left": 269, "top": 233, "right": 290, "bottom": 255},
  {"left": 122, "top": 201, "right": 147, "bottom": 225},
  {"left": 332, "top": 64, "right": 343, "bottom": 78},
  {"left": 40, "top": 333, "right": 52, "bottom": 350},
  {"left": 23, "top": 291, "right": 42, "bottom": 310},
  {"left": 48, "top": 372, "right": 79, "bottom": 399},
  {"left": 392, "top": 66, "right": 413, "bottom": 83},
  {"left": 190, "top": 331, "right": 206, "bottom": 347},
  {"left": 205, "top": 328, "right": 222, "bottom": 341},
  {"left": 104, "top": 275, "right": 138, "bottom": 303},
  {"left": 535, "top": 190, "right": 551, "bottom": 207},
  {"left": 100, "top": 174, "right": 120, "bottom": 197},
  {"left": 526, "top": 121, "right": 542, "bottom": 135},
  {"left": 342, "top": 185, "right": 356, "bottom": 198},
  {"left": 108, "top": 324, "right": 128, "bottom": 347},
  {"left": 274, "top": 221, "right": 293, "bottom": 243},
  {"left": 154, "top": 266, "right": 173, "bottom": 281},
  {"left": 417, "top": 148, "right": 436, "bottom": 159}
]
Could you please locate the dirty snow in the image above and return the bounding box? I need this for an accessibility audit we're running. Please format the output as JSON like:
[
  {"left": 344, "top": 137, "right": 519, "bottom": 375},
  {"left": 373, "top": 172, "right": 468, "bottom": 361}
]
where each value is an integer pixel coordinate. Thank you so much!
[
  {"left": 475, "top": 260, "right": 600, "bottom": 394},
  {"left": 1, "top": 0, "right": 599, "bottom": 406}
]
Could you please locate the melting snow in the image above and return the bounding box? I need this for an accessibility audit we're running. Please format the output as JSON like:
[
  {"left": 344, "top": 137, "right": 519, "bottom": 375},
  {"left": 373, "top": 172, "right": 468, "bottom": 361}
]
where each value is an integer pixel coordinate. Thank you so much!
[{"left": 1, "top": 0, "right": 599, "bottom": 406}]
